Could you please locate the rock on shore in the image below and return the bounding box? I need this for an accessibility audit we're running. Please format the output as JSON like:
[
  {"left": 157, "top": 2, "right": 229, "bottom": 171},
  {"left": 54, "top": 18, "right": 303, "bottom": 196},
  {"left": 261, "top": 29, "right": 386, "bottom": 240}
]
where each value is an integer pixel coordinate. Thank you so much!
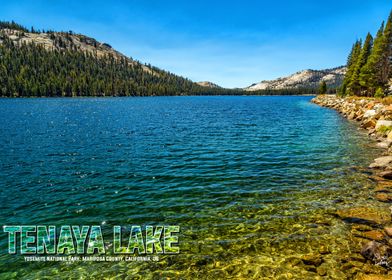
[
  {"left": 313, "top": 95, "right": 392, "bottom": 277},
  {"left": 312, "top": 95, "right": 392, "bottom": 162},
  {"left": 312, "top": 94, "right": 392, "bottom": 180}
]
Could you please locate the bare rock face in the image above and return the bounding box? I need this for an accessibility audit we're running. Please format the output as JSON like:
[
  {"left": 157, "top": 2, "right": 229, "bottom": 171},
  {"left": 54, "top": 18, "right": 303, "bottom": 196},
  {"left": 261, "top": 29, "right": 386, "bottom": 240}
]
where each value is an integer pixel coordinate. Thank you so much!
[
  {"left": 0, "top": 28, "right": 154, "bottom": 74},
  {"left": 245, "top": 67, "right": 346, "bottom": 91},
  {"left": 196, "top": 81, "right": 221, "bottom": 88}
]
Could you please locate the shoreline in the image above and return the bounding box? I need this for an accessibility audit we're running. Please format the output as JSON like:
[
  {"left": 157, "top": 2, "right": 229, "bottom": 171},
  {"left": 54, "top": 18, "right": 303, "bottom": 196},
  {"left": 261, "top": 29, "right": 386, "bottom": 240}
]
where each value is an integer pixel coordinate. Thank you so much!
[
  {"left": 312, "top": 94, "right": 392, "bottom": 278},
  {"left": 0, "top": 94, "right": 316, "bottom": 99}
]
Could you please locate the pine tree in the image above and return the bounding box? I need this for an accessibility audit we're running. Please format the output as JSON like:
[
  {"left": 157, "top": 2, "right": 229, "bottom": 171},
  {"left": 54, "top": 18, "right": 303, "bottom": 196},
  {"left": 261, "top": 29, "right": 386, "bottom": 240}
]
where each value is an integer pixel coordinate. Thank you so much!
[
  {"left": 349, "top": 33, "right": 373, "bottom": 96},
  {"left": 319, "top": 81, "right": 327, "bottom": 95},
  {"left": 384, "top": 11, "right": 392, "bottom": 83},
  {"left": 360, "top": 22, "right": 387, "bottom": 95},
  {"left": 341, "top": 40, "right": 362, "bottom": 96},
  {"left": 380, "top": 12, "right": 392, "bottom": 88}
]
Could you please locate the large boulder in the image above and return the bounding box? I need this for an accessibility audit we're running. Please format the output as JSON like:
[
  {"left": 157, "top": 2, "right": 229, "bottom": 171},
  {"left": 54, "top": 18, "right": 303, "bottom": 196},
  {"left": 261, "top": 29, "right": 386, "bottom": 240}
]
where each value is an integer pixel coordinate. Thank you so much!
[
  {"left": 363, "top": 119, "right": 377, "bottom": 129},
  {"left": 379, "top": 170, "right": 392, "bottom": 179},
  {"left": 376, "top": 120, "right": 392, "bottom": 130},
  {"left": 348, "top": 111, "right": 357, "bottom": 120},
  {"left": 369, "top": 156, "right": 392, "bottom": 169},
  {"left": 364, "top": 110, "right": 377, "bottom": 118},
  {"left": 376, "top": 142, "right": 390, "bottom": 149}
]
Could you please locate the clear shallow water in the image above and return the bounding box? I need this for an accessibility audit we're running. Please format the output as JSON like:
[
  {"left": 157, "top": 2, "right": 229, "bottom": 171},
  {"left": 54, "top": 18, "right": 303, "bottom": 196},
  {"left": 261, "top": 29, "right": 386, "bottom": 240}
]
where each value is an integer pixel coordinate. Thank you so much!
[{"left": 0, "top": 96, "right": 383, "bottom": 279}]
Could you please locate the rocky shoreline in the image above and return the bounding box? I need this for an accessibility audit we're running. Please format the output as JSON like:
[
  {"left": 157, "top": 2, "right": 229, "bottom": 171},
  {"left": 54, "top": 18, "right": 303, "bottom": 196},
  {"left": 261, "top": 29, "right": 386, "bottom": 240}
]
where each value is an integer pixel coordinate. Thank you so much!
[{"left": 312, "top": 94, "right": 392, "bottom": 279}]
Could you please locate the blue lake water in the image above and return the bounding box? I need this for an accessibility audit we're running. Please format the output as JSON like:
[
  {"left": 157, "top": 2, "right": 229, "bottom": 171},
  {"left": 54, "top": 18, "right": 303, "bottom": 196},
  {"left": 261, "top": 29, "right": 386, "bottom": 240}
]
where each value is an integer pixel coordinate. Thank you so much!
[{"left": 0, "top": 96, "right": 383, "bottom": 279}]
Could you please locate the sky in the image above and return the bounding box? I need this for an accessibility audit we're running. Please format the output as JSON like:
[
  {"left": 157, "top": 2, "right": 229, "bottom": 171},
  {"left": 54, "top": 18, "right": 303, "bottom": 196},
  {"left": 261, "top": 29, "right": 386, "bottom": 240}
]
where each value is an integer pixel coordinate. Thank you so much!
[{"left": 0, "top": 1, "right": 391, "bottom": 88}]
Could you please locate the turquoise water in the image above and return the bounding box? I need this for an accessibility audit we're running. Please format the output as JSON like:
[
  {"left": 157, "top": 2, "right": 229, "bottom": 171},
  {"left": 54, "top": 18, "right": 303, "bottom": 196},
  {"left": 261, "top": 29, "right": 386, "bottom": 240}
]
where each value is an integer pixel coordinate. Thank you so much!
[{"left": 0, "top": 96, "right": 383, "bottom": 279}]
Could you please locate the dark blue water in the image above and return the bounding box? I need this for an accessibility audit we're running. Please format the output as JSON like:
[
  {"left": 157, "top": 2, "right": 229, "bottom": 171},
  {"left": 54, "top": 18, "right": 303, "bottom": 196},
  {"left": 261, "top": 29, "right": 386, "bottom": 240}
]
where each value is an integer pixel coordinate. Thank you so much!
[{"left": 0, "top": 96, "right": 381, "bottom": 279}]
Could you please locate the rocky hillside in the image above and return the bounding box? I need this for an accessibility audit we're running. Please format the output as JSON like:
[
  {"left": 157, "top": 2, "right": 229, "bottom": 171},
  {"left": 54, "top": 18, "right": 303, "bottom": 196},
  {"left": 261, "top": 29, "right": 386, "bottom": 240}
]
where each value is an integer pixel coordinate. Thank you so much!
[
  {"left": 0, "top": 27, "right": 154, "bottom": 72},
  {"left": 0, "top": 21, "right": 215, "bottom": 97},
  {"left": 196, "top": 81, "right": 221, "bottom": 88},
  {"left": 0, "top": 21, "right": 348, "bottom": 96},
  {"left": 246, "top": 67, "right": 346, "bottom": 91}
]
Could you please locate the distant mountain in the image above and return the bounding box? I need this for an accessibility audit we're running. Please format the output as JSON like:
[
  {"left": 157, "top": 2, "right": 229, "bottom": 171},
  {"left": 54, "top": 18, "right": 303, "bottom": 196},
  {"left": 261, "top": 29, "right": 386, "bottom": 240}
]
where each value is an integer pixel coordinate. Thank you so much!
[
  {"left": 196, "top": 81, "right": 221, "bottom": 88},
  {"left": 245, "top": 67, "right": 346, "bottom": 91},
  {"left": 1, "top": 24, "right": 153, "bottom": 73},
  {"left": 0, "top": 21, "right": 206, "bottom": 97},
  {"left": 0, "top": 20, "right": 346, "bottom": 97}
]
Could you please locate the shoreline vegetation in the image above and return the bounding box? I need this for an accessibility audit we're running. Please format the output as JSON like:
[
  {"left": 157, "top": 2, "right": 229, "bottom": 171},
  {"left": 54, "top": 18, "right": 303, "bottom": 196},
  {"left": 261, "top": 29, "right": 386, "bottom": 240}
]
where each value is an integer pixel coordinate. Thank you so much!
[
  {"left": 339, "top": 11, "right": 392, "bottom": 98},
  {"left": 0, "top": 93, "right": 317, "bottom": 99}
]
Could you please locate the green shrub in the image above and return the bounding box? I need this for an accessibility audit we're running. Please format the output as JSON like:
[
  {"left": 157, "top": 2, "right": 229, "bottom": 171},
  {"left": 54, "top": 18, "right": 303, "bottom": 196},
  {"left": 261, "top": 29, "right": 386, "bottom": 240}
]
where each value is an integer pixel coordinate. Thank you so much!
[
  {"left": 376, "top": 125, "right": 392, "bottom": 135},
  {"left": 375, "top": 88, "right": 385, "bottom": 98}
]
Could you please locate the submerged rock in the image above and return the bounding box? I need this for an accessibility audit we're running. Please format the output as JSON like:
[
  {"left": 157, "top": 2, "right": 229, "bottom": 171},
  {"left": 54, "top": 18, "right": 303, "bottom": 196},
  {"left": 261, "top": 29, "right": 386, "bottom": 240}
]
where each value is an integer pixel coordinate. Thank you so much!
[
  {"left": 376, "top": 193, "right": 392, "bottom": 203},
  {"left": 356, "top": 274, "right": 392, "bottom": 280},
  {"left": 377, "top": 142, "right": 391, "bottom": 149},
  {"left": 301, "top": 253, "right": 323, "bottom": 266},
  {"left": 316, "top": 263, "right": 329, "bottom": 276},
  {"left": 379, "top": 171, "right": 392, "bottom": 180},
  {"left": 384, "top": 227, "right": 392, "bottom": 237},
  {"left": 362, "top": 230, "right": 385, "bottom": 241},
  {"left": 361, "top": 241, "right": 391, "bottom": 268},
  {"left": 336, "top": 207, "right": 391, "bottom": 225}
]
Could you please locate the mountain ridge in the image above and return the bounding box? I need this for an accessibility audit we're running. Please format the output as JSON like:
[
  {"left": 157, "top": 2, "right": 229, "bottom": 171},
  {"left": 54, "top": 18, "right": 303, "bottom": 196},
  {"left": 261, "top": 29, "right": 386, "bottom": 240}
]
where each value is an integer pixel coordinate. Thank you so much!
[
  {"left": 245, "top": 66, "right": 346, "bottom": 91},
  {"left": 0, "top": 22, "right": 208, "bottom": 97},
  {"left": 196, "top": 81, "right": 221, "bottom": 88},
  {"left": 0, "top": 20, "right": 345, "bottom": 96}
]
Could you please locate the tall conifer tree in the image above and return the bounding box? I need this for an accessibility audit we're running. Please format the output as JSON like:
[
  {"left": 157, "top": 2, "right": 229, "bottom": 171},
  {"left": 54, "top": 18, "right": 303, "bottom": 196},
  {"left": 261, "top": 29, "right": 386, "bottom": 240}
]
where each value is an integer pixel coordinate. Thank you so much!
[
  {"left": 350, "top": 33, "right": 373, "bottom": 95},
  {"left": 341, "top": 40, "right": 362, "bottom": 96},
  {"left": 360, "top": 22, "right": 386, "bottom": 95},
  {"left": 383, "top": 11, "right": 392, "bottom": 83}
]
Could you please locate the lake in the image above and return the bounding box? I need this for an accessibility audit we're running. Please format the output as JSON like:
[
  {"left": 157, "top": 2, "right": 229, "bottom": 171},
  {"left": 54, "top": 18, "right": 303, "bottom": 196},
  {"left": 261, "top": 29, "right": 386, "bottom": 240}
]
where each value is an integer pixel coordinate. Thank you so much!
[{"left": 0, "top": 96, "right": 382, "bottom": 279}]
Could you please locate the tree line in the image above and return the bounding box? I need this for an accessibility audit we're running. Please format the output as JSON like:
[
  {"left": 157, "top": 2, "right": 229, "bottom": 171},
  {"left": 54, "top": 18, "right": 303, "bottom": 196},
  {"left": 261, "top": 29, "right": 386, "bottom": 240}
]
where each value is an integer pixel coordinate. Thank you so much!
[
  {"left": 0, "top": 20, "right": 321, "bottom": 97},
  {"left": 340, "top": 11, "right": 392, "bottom": 97},
  {"left": 0, "top": 32, "right": 203, "bottom": 97}
]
